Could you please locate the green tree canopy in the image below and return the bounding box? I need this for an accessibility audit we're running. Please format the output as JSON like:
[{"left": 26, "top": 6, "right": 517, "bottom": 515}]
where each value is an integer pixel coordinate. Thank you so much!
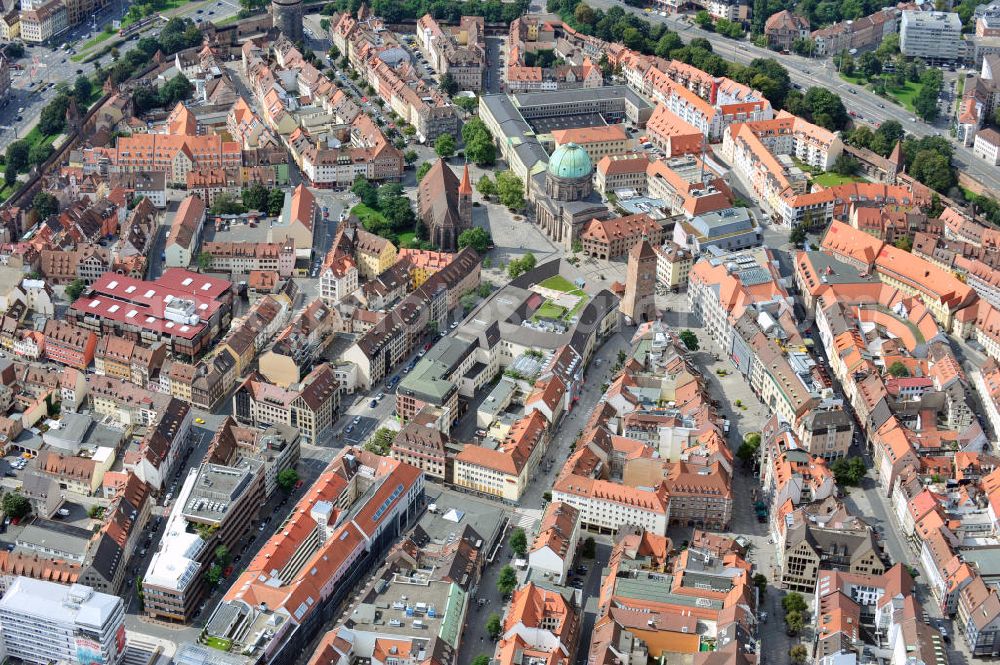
[
  {"left": 210, "top": 193, "right": 245, "bottom": 216},
  {"left": 32, "top": 192, "right": 59, "bottom": 219},
  {"left": 458, "top": 227, "right": 492, "bottom": 253},
  {"left": 434, "top": 134, "right": 456, "bottom": 158},
  {"left": 497, "top": 565, "right": 518, "bottom": 595},
  {"left": 65, "top": 279, "right": 86, "bottom": 302},
  {"left": 496, "top": 171, "right": 524, "bottom": 210},
  {"left": 831, "top": 457, "right": 866, "bottom": 486},
  {"left": 364, "top": 427, "right": 396, "bottom": 455},
  {"left": 679, "top": 330, "right": 699, "bottom": 351},
  {"left": 477, "top": 175, "right": 497, "bottom": 198},
  {"left": 486, "top": 613, "right": 503, "bottom": 639},
  {"left": 2, "top": 492, "right": 30, "bottom": 519},
  {"left": 277, "top": 468, "right": 300, "bottom": 493},
  {"left": 510, "top": 528, "right": 528, "bottom": 556}
]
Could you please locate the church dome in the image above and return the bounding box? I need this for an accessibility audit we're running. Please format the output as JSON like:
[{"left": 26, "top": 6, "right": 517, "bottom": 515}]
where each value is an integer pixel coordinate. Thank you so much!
[{"left": 547, "top": 142, "right": 593, "bottom": 180}]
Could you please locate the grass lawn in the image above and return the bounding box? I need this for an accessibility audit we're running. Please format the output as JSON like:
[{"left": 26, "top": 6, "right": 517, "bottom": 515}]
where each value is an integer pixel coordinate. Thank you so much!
[
  {"left": 204, "top": 636, "right": 231, "bottom": 652},
  {"left": 534, "top": 302, "right": 568, "bottom": 320},
  {"left": 81, "top": 29, "right": 115, "bottom": 52},
  {"left": 813, "top": 172, "right": 864, "bottom": 187},
  {"left": 885, "top": 81, "right": 921, "bottom": 112},
  {"left": 213, "top": 13, "right": 241, "bottom": 26},
  {"left": 351, "top": 203, "right": 387, "bottom": 227},
  {"left": 539, "top": 275, "right": 579, "bottom": 293},
  {"left": 397, "top": 232, "right": 416, "bottom": 247},
  {"left": 839, "top": 72, "right": 866, "bottom": 86},
  {"left": 23, "top": 127, "right": 58, "bottom": 152}
]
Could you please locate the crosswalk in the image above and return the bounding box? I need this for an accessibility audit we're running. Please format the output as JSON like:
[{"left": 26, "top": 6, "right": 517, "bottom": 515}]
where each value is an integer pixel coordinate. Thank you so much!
[{"left": 510, "top": 509, "right": 540, "bottom": 531}]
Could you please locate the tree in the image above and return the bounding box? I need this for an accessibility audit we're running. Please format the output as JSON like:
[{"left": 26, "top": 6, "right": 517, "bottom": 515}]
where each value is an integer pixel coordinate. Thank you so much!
[
  {"left": 242, "top": 183, "right": 269, "bottom": 212},
  {"left": 38, "top": 94, "right": 70, "bottom": 136},
  {"left": 909, "top": 149, "right": 955, "bottom": 192},
  {"left": 352, "top": 176, "right": 379, "bottom": 208},
  {"left": 435, "top": 134, "right": 456, "bottom": 158},
  {"left": 32, "top": 192, "right": 58, "bottom": 219},
  {"left": 784, "top": 610, "right": 805, "bottom": 635},
  {"left": 28, "top": 142, "right": 53, "bottom": 167},
  {"left": 462, "top": 118, "right": 496, "bottom": 166},
  {"left": 791, "top": 37, "right": 815, "bottom": 56},
  {"left": 832, "top": 155, "right": 858, "bottom": 177},
  {"left": 858, "top": 52, "right": 881, "bottom": 78},
  {"left": 895, "top": 235, "right": 913, "bottom": 252},
  {"left": 790, "top": 222, "right": 809, "bottom": 245},
  {"left": 800, "top": 87, "right": 849, "bottom": 131},
  {"left": 206, "top": 563, "right": 223, "bottom": 586},
  {"left": 194, "top": 252, "right": 212, "bottom": 272},
  {"left": 440, "top": 73, "right": 458, "bottom": 96},
  {"left": 364, "top": 427, "right": 396, "bottom": 455},
  {"left": 404, "top": 150, "right": 419, "bottom": 165},
  {"left": 574, "top": 2, "right": 596, "bottom": 26},
  {"left": 320, "top": 18, "right": 331, "bottom": 31},
  {"left": 497, "top": 565, "right": 517, "bottom": 595},
  {"left": 214, "top": 545, "right": 231, "bottom": 566},
  {"left": 5, "top": 140, "right": 28, "bottom": 174},
  {"left": 4, "top": 164, "right": 16, "bottom": 187},
  {"left": 507, "top": 252, "right": 537, "bottom": 278},
  {"left": 831, "top": 456, "right": 867, "bottom": 486},
  {"left": 486, "top": 613, "right": 503, "bottom": 640},
  {"left": 782, "top": 592, "right": 807, "bottom": 614},
  {"left": 753, "top": 573, "right": 768, "bottom": 595},
  {"left": 458, "top": 228, "right": 492, "bottom": 253},
  {"left": 888, "top": 361, "right": 910, "bottom": 377},
  {"left": 581, "top": 536, "right": 596, "bottom": 558},
  {"left": 65, "top": 279, "right": 86, "bottom": 302},
  {"left": 694, "top": 10, "right": 713, "bottom": 28},
  {"left": 496, "top": 171, "right": 524, "bottom": 210},
  {"left": 267, "top": 188, "right": 285, "bottom": 216},
  {"left": 789, "top": 645, "right": 808, "bottom": 665},
  {"left": 1, "top": 492, "right": 30, "bottom": 519},
  {"left": 510, "top": 528, "right": 528, "bottom": 556},
  {"left": 416, "top": 162, "right": 433, "bottom": 183},
  {"left": 737, "top": 432, "right": 761, "bottom": 464},
  {"left": 477, "top": 175, "right": 497, "bottom": 199},
  {"left": 679, "top": 330, "right": 699, "bottom": 351},
  {"left": 210, "top": 193, "right": 245, "bottom": 215},
  {"left": 277, "top": 468, "right": 299, "bottom": 493},
  {"left": 74, "top": 75, "right": 93, "bottom": 103}
]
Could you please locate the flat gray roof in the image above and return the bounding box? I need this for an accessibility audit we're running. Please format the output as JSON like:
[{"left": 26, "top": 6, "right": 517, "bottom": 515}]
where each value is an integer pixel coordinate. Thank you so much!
[{"left": 513, "top": 85, "right": 651, "bottom": 111}]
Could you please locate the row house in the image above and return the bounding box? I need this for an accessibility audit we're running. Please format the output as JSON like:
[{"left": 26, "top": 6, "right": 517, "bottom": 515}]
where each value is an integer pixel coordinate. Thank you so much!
[
  {"left": 200, "top": 241, "right": 296, "bottom": 277},
  {"left": 42, "top": 320, "right": 97, "bottom": 370}
]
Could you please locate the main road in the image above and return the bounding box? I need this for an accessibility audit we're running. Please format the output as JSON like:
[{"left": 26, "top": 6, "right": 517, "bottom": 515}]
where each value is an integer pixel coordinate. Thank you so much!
[{"left": 580, "top": 0, "right": 1000, "bottom": 195}]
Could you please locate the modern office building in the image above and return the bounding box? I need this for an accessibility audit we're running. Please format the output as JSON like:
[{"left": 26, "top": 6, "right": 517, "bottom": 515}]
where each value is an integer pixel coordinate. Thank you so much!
[
  {"left": 900, "top": 11, "right": 965, "bottom": 62},
  {"left": 0, "top": 577, "right": 126, "bottom": 665}
]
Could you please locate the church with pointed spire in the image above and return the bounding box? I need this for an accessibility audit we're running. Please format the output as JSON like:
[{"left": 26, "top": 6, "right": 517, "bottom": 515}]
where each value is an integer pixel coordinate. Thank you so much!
[{"left": 417, "top": 159, "right": 473, "bottom": 252}]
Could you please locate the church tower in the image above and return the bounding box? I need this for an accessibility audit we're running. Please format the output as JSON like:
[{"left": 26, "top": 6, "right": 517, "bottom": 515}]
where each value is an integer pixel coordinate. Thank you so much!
[
  {"left": 620, "top": 237, "right": 657, "bottom": 324},
  {"left": 458, "top": 163, "right": 473, "bottom": 227}
]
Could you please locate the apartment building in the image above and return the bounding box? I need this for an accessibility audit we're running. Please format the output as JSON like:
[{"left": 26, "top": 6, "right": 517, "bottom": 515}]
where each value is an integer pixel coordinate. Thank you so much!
[
  {"left": 232, "top": 363, "right": 339, "bottom": 444},
  {"left": 900, "top": 11, "right": 965, "bottom": 63},
  {"left": 453, "top": 411, "right": 549, "bottom": 502},
  {"left": 0, "top": 578, "right": 125, "bottom": 665},
  {"left": 528, "top": 501, "right": 580, "bottom": 584},
  {"left": 497, "top": 583, "right": 580, "bottom": 665},
  {"left": 811, "top": 8, "right": 899, "bottom": 56},
  {"left": 344, "top": 248, "right": 480, "bottom": 389},
  {"left": 144, "top": 458, "right": 264, "bottom": 622},
  {"left": 165, "top": 194, "right": 206, "bottom": 269},
  {"left": 94, "top": 335, "right": 166, "bottom": 388},
  {"left": 18, "top": 0, "right": 67, "bottom": 43},
  {"left": 42, "top": 320, "right": 98, "bottom": 370},
  {"left": 764, "top": 10, "right": 810, "bottom": 51},
  {"left": 645, "top": 103, "right": 705, "bottom": 157},
  {"left": 416, "top": 14, "right": 486, "bottom": 91},
  {"left": 203, "top": 449, "right": 425, "bottom": 663},
  {"left": 200, "top": 241, "right": 296, "bottom": 277},
  {"left": 594, "top": 154, "right": 651, "bottom": 195},
  {"left": 390, "top": 409, "right": 453, "bottom": 480},
  {"left": 579, "top": 213, "right": 664, "bottom": 260},
  {"left": 100, "top": 133, "right": 242, "bottom": 185},
  {"left": 780, "top": 509, "right": 885, "bottom": 592}
]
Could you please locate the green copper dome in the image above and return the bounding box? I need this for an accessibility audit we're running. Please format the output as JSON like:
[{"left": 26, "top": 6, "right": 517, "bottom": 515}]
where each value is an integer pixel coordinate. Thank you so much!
[{"left": 547, "top": 142, "right": 593, "bottom": 180}]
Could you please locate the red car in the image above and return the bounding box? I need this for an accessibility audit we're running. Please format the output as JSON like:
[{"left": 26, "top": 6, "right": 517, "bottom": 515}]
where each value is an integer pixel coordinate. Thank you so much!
[{"left": 294, "top": 479, "right": 304, "bottom": 490}]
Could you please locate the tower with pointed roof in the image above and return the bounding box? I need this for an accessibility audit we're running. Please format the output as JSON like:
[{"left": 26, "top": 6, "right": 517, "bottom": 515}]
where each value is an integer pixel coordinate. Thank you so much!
[
  {"left": 889, "top": 140, "right": 905, "bottom": 182},
  {"left": 458, "top": 162, "right": 473, "bottom": 227},
  {"left": 620, "top": 237, "right": 657, "bottom": 324}
]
